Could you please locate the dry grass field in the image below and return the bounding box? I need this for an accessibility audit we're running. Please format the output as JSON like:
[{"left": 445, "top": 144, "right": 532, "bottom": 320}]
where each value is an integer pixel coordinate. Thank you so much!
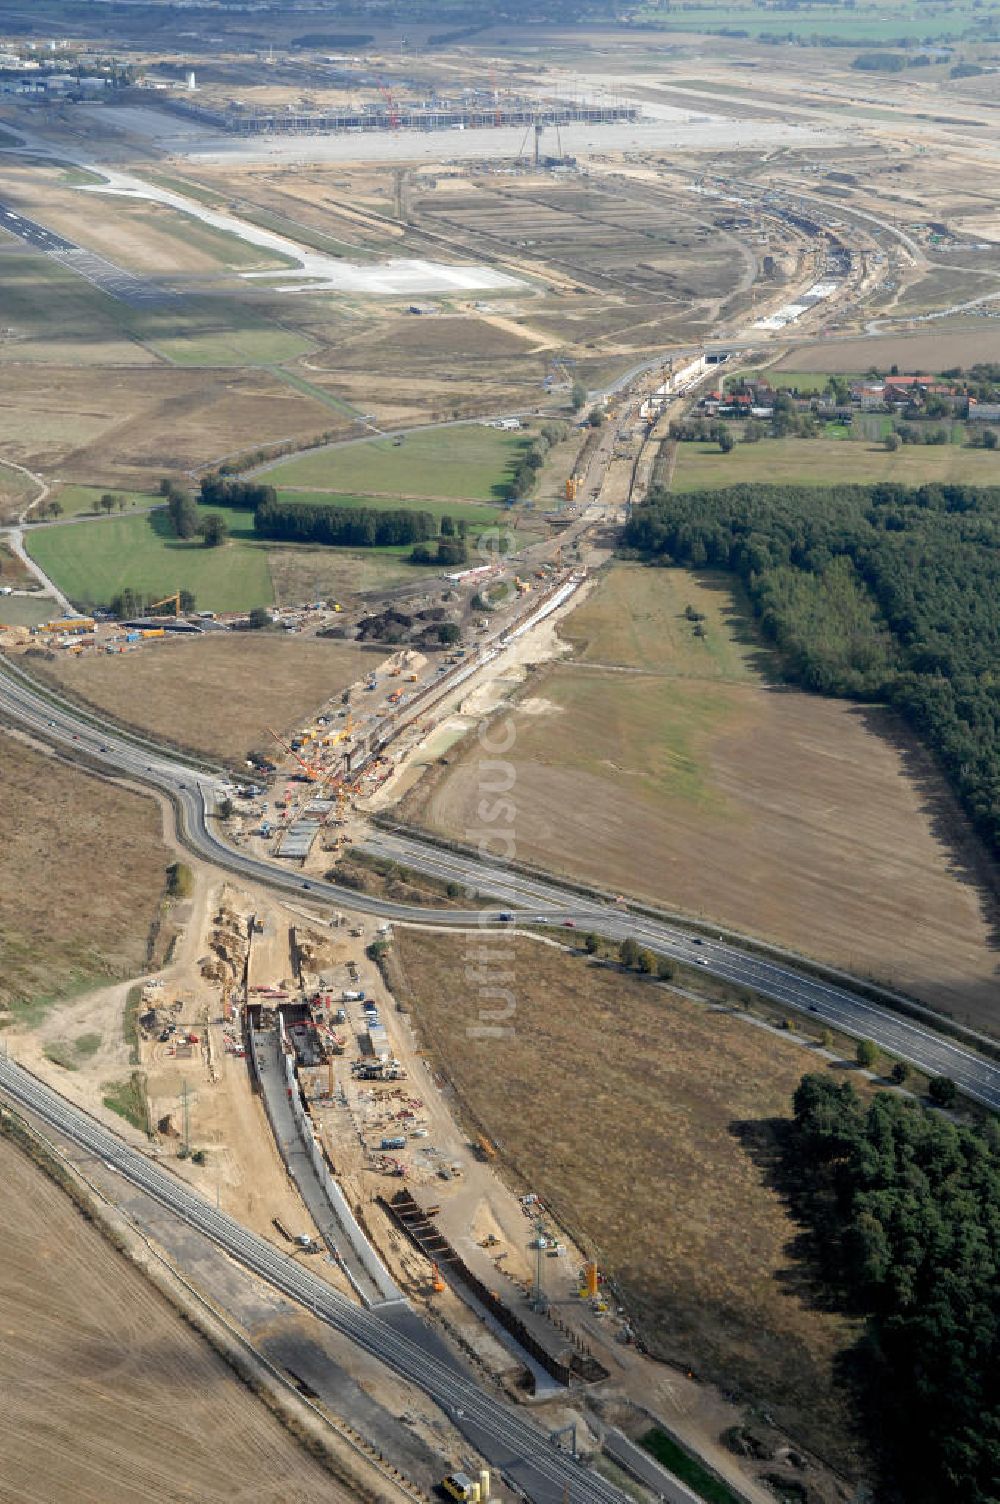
[
  {"left": 0, "top": 736, "right": 169, "bottom": 1016},
  {"left": 0, "top": 157, "right": 293, "bottom": 277},
  {"left": 774, "top": 324, "right": 1000, "bottom": 374},
  {"left": 406, "top": 565, "right": 999, "bottom": 1028},
  {"left": 0, "top": 366, "right": 343, "bottom": 487},
  {"left": 395, "top": 930, "right": 867, "bottom": 1474},
  {"left": 0, "top": 464, "right": 39, "bottom": 523},
  {"left": 266, "top": 545, "right": 440, "bottom": 603},
  {"left": 0, "top": 1134, "right": 338, "bottom": 1504},
  {"left": 34, "top": 634, "right": 377, "bottom": 762}
]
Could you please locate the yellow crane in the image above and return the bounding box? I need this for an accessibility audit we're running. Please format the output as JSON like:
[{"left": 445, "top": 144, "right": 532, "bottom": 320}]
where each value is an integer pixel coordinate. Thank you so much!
[{"left": 149, "top": 592, "right": 182, "bottom": 618}]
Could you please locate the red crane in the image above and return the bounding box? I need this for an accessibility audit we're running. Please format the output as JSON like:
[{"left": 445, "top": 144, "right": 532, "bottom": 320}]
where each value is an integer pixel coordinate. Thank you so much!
[
  {"left": 267, "top": 726, "right": 322, "bottom": 782},
  {"left": 378, "top": 82, "right": 400, "bottom": 130}
]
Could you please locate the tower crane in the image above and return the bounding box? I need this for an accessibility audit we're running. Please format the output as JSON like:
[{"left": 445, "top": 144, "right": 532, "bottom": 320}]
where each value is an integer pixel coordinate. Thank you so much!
[{"left": 378, "top": 81, "right": 400, "bottom": 130}]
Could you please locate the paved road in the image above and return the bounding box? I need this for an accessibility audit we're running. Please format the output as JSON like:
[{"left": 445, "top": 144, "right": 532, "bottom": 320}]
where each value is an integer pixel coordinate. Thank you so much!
[
  {"left": 2, "top": 655, "right": 998, "bottom": 1110},
  {"left": 0, "top": 1052, "right": 626, "bottom": 1504},
  {"left": 251, "top": 1024, "right": 397, "bottom": 1306},
  {"left": 362, "top": 831, "right": 1000, "bottom": 1111}
]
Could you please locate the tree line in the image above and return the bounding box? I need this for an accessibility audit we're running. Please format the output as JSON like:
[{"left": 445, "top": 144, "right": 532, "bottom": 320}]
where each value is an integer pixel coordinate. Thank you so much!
[
  {"left": 784, "top": 1073, "right": 1000, "bottom": 1502},
  {"left": 623, "top": 481, "right": 1000, "bottom": 857},
  {"left": 254, "top": 498, "right": 438, "bottom": 549},
  {"left": 198, "top": 476, "right": 276, "bottom": 510},
  {"left": 506, "top": 422, "right": 570, "bottom": 502}
]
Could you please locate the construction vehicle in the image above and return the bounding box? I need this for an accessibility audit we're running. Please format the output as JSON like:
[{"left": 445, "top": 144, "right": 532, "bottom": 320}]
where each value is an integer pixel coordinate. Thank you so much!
[
  {"left": 267, "top": 726, "right": 323, "bottom": 782},
  {"left": 148, "top": 592, "right": 182, "bottom": 618},
  {"left": 475, "top": 1134, "right": 497, "bottom": 1161},
  {"left": 441, "top": 1474, "right": 477, "bottom": 1503}
]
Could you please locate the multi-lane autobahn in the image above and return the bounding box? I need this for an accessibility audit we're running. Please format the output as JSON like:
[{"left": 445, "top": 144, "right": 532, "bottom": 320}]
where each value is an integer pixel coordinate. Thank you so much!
[
  {"left": 0, "top": 1051, "right": 625, "bottom": 1504},
  {"left": 1, "top": 655, "right": 999, "bottom": 1110}
]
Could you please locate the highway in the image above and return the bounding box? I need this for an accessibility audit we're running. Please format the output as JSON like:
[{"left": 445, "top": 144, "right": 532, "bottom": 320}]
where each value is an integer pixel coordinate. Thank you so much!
[
  {"left": 0, "top": 1052, "right": 624, "bottom": 1504},
  {"left": 2, "top": 656, "right": 999, "bottom": 1110},
  {"left": 363, "top": 830, "right": 1000, "bottom": 1112}
]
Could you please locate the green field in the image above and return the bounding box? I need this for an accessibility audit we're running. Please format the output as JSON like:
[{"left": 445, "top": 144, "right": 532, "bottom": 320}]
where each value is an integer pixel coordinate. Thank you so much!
[
  {"left": 739, "top": 370, "right": 863, "bottom": 393},
  {"left": 26, "top": 494, "right": 460, "bottom": 611},
  {"left": 264, "top": 424, "right": 530, "bottom": 500},
  {"left": 0, "top": 595, "right": 55, "bottom": 628},
  {"left": 26, "top": 508, "right": 273, "bottom": 613},
  {"left": 635, "top": 0, "right": 988, "bottom": 40},
  {"left": 0, "top": 252, "right": 154, "bottom": 365},
  {"left": 135, "top": 300, "right": 313, "bottom": 367},
  {"left": 48, "top": 485, "right": 158, "bottom": 519},
  {"left": 0, "top": 255, "right": 312, "bottom": 367},
  {"left": 275, "top": 488, "right": 517, "bottom": 529},
  {"left": 670, "top": 435, "right": 1000, "bottom": 490},
  {"left": 560, "top": 563, "right": 761, "bottom": 681}
]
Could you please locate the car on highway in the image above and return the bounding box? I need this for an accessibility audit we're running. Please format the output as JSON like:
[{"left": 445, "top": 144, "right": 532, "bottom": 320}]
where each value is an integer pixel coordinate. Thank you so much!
[
  {"left": 303, "top": 881, "right": 312, "bottom": 890},
  {"left": 563, "top": 919, "right": 576, "bottom": 928},
  {"left": 499, "top": 912, "right": 514, "bottom": 922},
  {"left": 100, "top": 744, "right": 109, "bottom": 752}
]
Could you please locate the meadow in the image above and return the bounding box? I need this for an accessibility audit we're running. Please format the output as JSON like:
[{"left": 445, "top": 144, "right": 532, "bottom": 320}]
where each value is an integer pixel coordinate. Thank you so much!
[
  {"left": 26, "top": 509, "right": 273, "bottom": 613},
  {"left": 669, "top": 434, "right": 1000, "bottom": 490},
  {"left": 264, "top": 424, "right": 530, "bottom": 501}
]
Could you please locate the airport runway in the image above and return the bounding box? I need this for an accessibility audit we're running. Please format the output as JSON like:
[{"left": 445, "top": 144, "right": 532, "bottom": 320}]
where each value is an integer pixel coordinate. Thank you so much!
[{"left": 0, "top": 199, "right": 175, "bottom": 308}]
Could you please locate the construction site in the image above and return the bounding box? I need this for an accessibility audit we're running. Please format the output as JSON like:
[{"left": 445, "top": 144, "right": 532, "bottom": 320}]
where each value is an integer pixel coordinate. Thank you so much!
[{"left": 160, "top": 88, "right": 639, "bottom": 140}]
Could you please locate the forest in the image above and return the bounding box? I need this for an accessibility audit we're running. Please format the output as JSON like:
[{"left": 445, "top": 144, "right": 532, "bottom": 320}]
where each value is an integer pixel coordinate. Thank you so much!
[
  {"left": 784, "top": 1074, "right": 1000, "bottom": 1503},
  {"left": 623, "top": 481, "right": 1000, "bottom": 858},
  {"left": 254, "top": 498, "right": 437, "bottom": 548}
]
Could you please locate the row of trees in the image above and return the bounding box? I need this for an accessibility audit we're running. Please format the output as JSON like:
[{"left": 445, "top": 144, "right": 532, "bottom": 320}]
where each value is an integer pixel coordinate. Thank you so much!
[
  {"left": 506, "top": 423, "right": 570, "bottom": 501},
  {"left": 110, "top": 588, "right": 195, "bottom": 619},
  {"left": 411, "top": 537, "right": 468, "bottom": 566},
  {"left": 160, "top": 484, "right": 227, "bottom": 548},
  {"left": 254, "top": 498, "right": 438, "bottom": 549},
  {"left": 198, "top": 476, "right": 277, "bottom": 511},
  {"left": 784, "top": 1073, "right": 1000, "bottom": 1501},
  {"left": 624, "top": 481, "right": 1000, "bottom": 857}
]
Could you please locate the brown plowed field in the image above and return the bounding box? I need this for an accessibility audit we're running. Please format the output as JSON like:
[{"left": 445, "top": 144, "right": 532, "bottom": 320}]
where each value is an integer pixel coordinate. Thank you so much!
[
  {"left": 404, "top": 565, "right": 999, "bottom": 1030},
  {"left": 0, "top": 1134, "right": 339, "bottom": 1504}
]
